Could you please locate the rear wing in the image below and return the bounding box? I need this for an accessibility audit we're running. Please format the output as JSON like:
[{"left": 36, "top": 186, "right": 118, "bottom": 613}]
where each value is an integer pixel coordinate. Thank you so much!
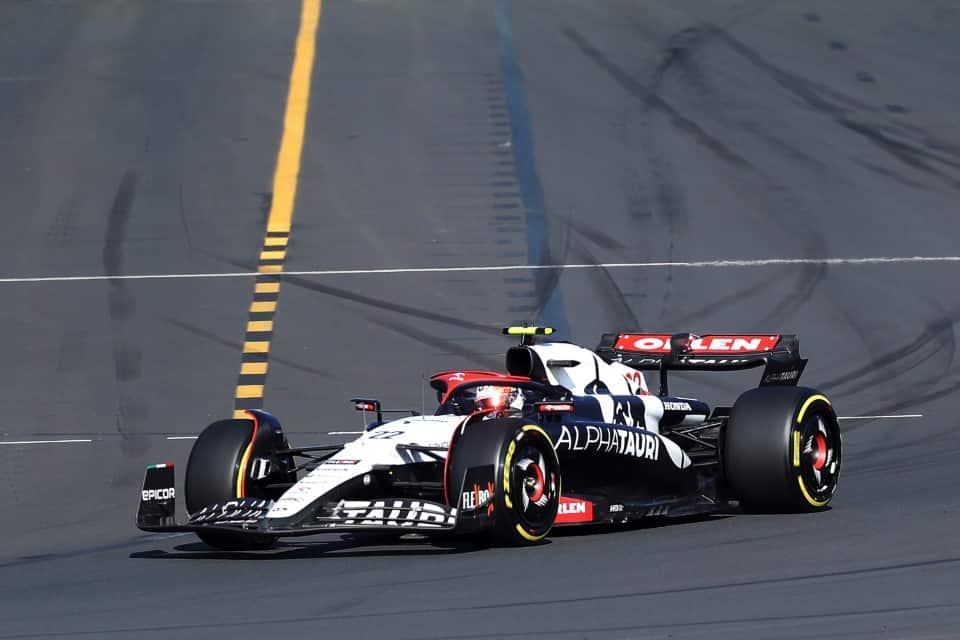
[{"left": 596, "top": 333, "right": 806, "bottom": 394}]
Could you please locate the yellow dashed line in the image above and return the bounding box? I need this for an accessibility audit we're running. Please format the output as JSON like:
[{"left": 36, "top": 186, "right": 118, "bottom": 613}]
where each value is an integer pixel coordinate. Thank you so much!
[
  {"left": 241, "top": 362, "right": 269, "bottom": 375},
  {"left": 250, "top": 301, "right": 277, "bottom": 313},
  {"left": 232, "top": 0, "right": 322, "bottom": 415},
  {"left": 259, "top": 249, "right": 287, "bottom": 262},
  {"left": 236, "top": 385, "right": 265, "bottom": 398},
  {"left": 243, "top": 341, "right": 271, "bottom": 353}
]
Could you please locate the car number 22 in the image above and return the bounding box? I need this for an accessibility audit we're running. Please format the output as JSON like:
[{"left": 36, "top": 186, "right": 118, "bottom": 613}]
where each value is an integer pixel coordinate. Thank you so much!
[{"left": 368, "top": 430, "right": 404, "bottom": 440}]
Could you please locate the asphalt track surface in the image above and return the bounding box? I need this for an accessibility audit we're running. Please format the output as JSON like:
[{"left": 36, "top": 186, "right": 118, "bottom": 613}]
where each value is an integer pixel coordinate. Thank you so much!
[{"left": 2, "top": 1, "right": 959, "bottom": 638}]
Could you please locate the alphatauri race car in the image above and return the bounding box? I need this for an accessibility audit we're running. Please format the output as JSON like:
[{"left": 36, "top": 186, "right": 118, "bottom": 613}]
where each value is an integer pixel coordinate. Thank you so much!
[{"left": 137, "top": 327, "right": 842, "bottom": 549}]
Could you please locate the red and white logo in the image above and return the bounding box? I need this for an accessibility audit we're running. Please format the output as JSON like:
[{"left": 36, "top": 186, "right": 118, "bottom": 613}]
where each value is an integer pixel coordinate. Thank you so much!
[
  {"left": 555, "top": 496, "right": 593, "bottom": 524},
  {"left": 613, "top": 334, "right": 780, "bottom": 354}
]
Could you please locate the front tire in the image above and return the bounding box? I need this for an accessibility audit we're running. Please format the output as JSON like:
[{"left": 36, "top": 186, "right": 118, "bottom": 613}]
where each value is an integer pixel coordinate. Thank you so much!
[
  {"left": 722, "top": 387, "right": 842, "bottom": 512},
  {"left": 445, "top": 417, "right": 561, "bottom": 546},
  {"left": 185, "top": 413, "right": 291, "bottom": 550}
]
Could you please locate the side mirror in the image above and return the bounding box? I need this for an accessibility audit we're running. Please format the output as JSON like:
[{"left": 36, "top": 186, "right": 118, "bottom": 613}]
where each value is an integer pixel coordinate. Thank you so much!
[{"left": 351, "top": 397, "right": 383, "bottom": 426}]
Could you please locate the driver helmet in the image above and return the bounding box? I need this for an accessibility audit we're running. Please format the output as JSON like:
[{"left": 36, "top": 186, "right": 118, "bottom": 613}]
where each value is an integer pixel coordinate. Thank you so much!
[{"left": 473, "top": 385, "right": 523, "bottom": 412}]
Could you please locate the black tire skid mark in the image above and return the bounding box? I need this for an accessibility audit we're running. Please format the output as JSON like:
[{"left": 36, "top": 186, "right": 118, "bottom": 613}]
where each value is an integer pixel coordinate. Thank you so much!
[
  {"left": 844, "top": 426, "right": 960, "bottom": 479},
  {"left": 523, "top": 214, "right": 572, "bottom": 330},
  {"left": 562, "top": 21, "right": 960, "bottom": 422},
  {"left": 646, "top": 22, "right": 725, "bottom": 95},
  {"left": 567, "top": 27, "right": 691, "bottom": 330},
  {"left": 818, "top": 310, "right": 957, "bottom": 400},
  {"left": 566, "top": 25, "right": 831, "bottom": 331},
  {"left": 813, "top": 277, "right": 960, "bottom": 456},
  {"left": 562, "top": 27, "right": 754, "bottom": 171},
  {"left": 676, "top": 21, "right": 956, "bottom": 431},
  {"left": 204, "top": 255, "right": 500, "bottom": 336},
  {"left": 824, "top": 271, "right": 959, "bottom": 380},
  {"left": 361, "top": 313, "right": 503, "bottom": 373},
  {"left": 821, "top": 301, "right": 958, "bottom": 454},
  {"left": 666, "top": 33, "right": 839, "bottom": 330},
  {"left": 566, "top": 225, "right": 741, "bottom": 397},
  {"left": 854, "top": 159, "right": 931, "bottom": 191},
  {"left": 281, "top": 275, "right": 514, "bottom": 387},
  {"left": 618, "top": 21, "right": 960, "bottom": 370},
  {"left": 643, "top": 23, "right": 834, "bottom": 330},
  {"left": 280, "top": 274, "right": 498, "bottom": 336},
  {"left": 847, "top": 375, "right": 960, "bottom": 465},
  {"left": 755, "top": 262, "right": 830, "bottom": 328},
  {"left": 712, "top": 29, "right": 960, "bottom": 188},
  {"left": 845, "top": 448, "right": 960, "bottom": 483},
  {"left": 668, "top": 266, "right": 793, "bottom": 327},
  {"left": 660, "top": 26, "right": 828, "bottom": 174},
  {"left": 564, "top": 226, "right": 640, "bottom": 330},
  {"left": 162, "top": 317, "right": 333, "bottom": 379},
  {"left": 863, "top": 377, "right": 960, "bottom": 416},
  {"left": 102, "top": 171, "right": 150, "bottom": 468},
  {"left": 561, "top": 214, "right": 625, "bottom": 252},
  {"left": 647, "top": 149, "right": 687, "bottom": 326},
  {"left": 198, "top": 255, "right": 512, "bottom": 376},
  {"left": 45, "top": 191, "right": 81, "bottom": 249}
]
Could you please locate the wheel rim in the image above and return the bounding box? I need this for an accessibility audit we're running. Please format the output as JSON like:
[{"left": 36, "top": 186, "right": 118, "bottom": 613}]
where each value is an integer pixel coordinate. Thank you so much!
[
  {"left": 509, "top": 439, "right": 559, "bottom": 535},
  {"left": 799, "top": 412, "right": 841, "bottom": 502},
  {"left": 811, "top": 432, "right": 828, "bottom": 470}
]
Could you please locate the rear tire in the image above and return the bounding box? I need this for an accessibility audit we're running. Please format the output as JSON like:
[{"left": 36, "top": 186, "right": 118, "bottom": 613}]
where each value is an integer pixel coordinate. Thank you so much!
[
  {"left": 722, "top": 387, "right": 842, "bottom": 512},
  {"left": 445, "top": 417, "right": 560, "bottom": 546},
  {"left": 185, "top": 417, "right": 281, "bottom": 550}
]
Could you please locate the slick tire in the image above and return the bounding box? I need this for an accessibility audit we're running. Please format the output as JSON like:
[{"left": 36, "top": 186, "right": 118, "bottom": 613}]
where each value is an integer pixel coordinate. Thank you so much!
[
  {"left": 185, "top": 418, "right": 278, "bottom": 551},
  {"left": 722, "top": 387, "right": 842, "bottom": 512},
  {"left": 446, "top": 417, "right": 560, "bottom": 546}
]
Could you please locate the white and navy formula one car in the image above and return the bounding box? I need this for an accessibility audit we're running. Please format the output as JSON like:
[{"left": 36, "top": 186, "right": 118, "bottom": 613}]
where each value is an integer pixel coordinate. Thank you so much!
[{"left": 137, "top": 327, "right": 842, "bottom": 550}]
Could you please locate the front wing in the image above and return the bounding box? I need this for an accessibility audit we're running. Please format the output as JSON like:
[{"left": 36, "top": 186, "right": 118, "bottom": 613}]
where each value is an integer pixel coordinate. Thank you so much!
[{"left": 136, "top": 464, "right": 458, "bottom": 537}]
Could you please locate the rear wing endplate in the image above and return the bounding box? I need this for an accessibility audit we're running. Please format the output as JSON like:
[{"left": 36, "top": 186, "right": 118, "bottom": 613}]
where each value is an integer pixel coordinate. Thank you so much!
[{"left": 596, "top": 333, "right": 806, "bottom": 392}]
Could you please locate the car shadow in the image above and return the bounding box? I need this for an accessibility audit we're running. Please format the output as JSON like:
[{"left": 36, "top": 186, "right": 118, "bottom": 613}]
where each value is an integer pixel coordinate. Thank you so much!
[
  {"left": 129, "top": 533, "right": 498, "bottom": 561},
  {"left": 130, "top": 514, "right": 748, "bottom": 561},
  {"left": 129, "top": 511, "right": 772, "bottom": 560}
]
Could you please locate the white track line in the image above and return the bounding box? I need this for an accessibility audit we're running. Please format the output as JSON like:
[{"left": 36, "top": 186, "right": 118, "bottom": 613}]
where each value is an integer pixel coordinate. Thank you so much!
[
  {"left": 1, "top": 256, "right": 959, "bottom": 284},
  {"left": 0, "top": 416, "right": 925, "bottom": 446},
  {"left": 0, "top": 439, "right": 92, "bottom": 445},
  {"left": 837, "top": 414, "right": 923, "bottom": 420}
]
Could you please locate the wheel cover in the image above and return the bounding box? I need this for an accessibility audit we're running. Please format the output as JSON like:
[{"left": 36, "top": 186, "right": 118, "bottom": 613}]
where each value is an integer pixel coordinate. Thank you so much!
[
  {"left": 508, "top": 437, "right": 559, "bottom": 536},
  {"left": 811, "top": 432, "right": 828, "bottom": 470},
  {"left": 798, "top": 412, "right": 841, "bottom": 503}
]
